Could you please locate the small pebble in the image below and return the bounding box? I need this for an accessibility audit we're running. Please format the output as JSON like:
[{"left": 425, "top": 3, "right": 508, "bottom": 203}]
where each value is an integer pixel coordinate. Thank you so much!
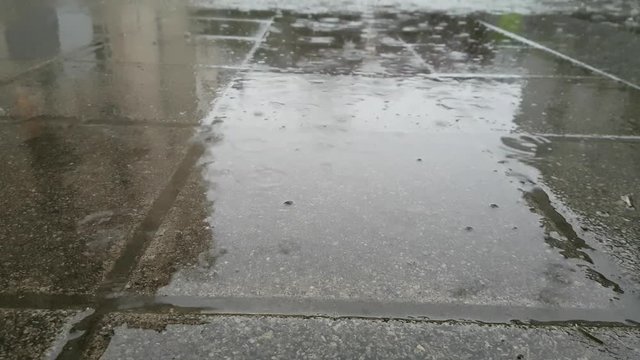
[
  {"left": 417, "top": 158, "right": 422, "bottom": 162},
  {"left": 464, "top": 226, "right": 473, "bottom": 232},
  {"left": 490, "top": 203, "right": 499, "bottom": 208},
  {"left": 283, "top": 200, "right": 294, "bottom": 206}
]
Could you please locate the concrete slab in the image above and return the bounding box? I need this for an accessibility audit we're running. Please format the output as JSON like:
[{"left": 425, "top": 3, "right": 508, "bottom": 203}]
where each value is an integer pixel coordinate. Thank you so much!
[
  {"left": 159, "top": 72, "right": 638, "bottom": 312},
  {"left": 484, "top": 13, "right": 640, "bottom": 86},
  {"left": 501, "top": 135, "right": 640, "bottom": 284},
  {"left": 0, "top": 123, "right": 193, "bottom": 295},
  {"left": 512, "top": 78, "right": 640, "bottom": 136},
  {"left": 97, "top": 314, "right": 640, "bottom": 360}
]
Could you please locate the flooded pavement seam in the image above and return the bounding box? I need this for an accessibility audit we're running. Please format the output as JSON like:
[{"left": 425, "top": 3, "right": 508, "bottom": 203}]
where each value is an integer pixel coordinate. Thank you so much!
[
  {"left": 53, "top": 297, "right": 640, "bottom": 360},
  {"left": 1, "top": 292, "right": 638, "bottom": 328},
  {"left": 104, "top": 308, "right": 639, "bottom": 330},
  {"left": 95, "top": 144, "right": 205, "bottom": 297},
  {"left": 479, "top": 21, "right": 640, "bottom": 91},
  {"left": 110, "top": 295, "right": 640, "bottom": 327},
  {"left": 0, "top": 294, "right": 93, "bottom": 310}
]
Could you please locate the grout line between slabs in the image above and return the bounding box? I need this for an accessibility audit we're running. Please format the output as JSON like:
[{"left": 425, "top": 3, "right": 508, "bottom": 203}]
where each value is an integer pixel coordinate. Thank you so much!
[
  {"left": 201, "top": 17, "right": 274, "bottom": 126},
  {"left": 479, "top": 20, "right": 640, "bottom": 91}
]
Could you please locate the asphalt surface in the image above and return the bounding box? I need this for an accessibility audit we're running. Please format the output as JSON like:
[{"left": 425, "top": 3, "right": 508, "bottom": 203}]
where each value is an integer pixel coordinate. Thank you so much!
[{"left": 0, "top": 0, "right": 639, "bottom": 359}]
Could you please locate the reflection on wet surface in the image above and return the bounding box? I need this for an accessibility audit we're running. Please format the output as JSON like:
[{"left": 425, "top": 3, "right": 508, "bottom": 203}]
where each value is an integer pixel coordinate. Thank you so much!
[
  {"left": 1, "top": 2, "right": 640, "bottom": 357},
  {"left": 0, "top": 61, "right": 234, "bottom": 123}
]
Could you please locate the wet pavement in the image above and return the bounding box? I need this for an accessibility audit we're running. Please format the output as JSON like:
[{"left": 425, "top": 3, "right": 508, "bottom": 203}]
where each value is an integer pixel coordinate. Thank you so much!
[{"left": 1, "top": 0, "right": 640, "bottom": 359}]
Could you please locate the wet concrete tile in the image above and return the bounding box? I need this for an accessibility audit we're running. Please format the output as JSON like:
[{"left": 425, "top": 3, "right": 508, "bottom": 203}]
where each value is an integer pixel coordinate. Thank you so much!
[
  {"left": 412, "top": 44, "right": 591, "bottom": 76},
  {"left": 96, "top": 314, "right": 640, "bottom": 360},
  {"left": 251, "top": 11, "right": 596, "bottom": 77},
  {"left": 379, "top": 12, "right": 590, "bottom": 77},
  {"left": 251, "top": 13, "right": 377, "bottom": 75},
  {"left": 501, "top": 135, "right": 640, "bottom": 285},
  {"left": 484, "top": 13, "right": 640, "bottom": 85},
  {"left": 0, "top": 61, "right": 235, "bottom": 123},
  {"left": 0, "top": 308, "right": 83, "bottom": 360},
  {"left": 251, "top": 12, "right": 441, "bottom": 75},
  {"left": 0, "top": 123, "right": 193, "bottom": 295},
  {"left": 513, "top": 78, "right": 640, "bottom": 136},
  {"left": 211, "top": 74, "right": 524, "bottom": 132},
  {"left": 159, "top": 72, "right": 637, "bottom": 310}
]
